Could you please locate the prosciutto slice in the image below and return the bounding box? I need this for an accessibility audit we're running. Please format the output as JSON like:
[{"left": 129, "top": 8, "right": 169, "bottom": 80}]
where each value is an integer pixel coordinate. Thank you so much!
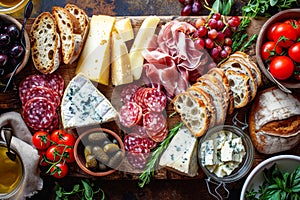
[{"left": 143, "top": 20, "right": 211, "bottom": 98}]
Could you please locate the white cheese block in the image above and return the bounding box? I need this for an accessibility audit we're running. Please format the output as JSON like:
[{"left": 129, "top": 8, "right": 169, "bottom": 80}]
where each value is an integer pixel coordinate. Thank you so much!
[
  {"left": 115, "top": 18, "right": 134, "bottom": 42},
  {"left": 129, "top": 16, "right": 160, "bottom": 80},
  {"left": 61, "top": 73, "right": 118, "bottom": 129},
  {"left": 220, "top": 141, "right": 234, "bottom": 162},
  {"left": 111, "top": 31, "right": 133, "bottom": 86},
  {"left": 201, "top": 140, "right": 216, "bottom": 166},
  {"left": 76, "top": 15, "right": 116, "bottom": 85},
  {"left": 159, "top": 126, "right": 198, "bottom": 177}
]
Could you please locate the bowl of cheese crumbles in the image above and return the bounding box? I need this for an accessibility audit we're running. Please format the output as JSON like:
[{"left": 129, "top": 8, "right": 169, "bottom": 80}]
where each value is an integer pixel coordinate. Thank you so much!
[{"left": 198, "top": 125, "right": 254, "bottom": 183}]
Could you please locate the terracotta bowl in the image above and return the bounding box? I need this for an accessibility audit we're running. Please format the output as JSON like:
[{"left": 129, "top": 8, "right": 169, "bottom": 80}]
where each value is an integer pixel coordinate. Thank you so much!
[
  {"left": 256, "top": 9, "right": 300, "bottom": 89},
  {"left": 74, "top": 128, "right": 125, "bottom": 177},
  {"left": 0, "top": 14, "right": 30, "bottom": 79}
]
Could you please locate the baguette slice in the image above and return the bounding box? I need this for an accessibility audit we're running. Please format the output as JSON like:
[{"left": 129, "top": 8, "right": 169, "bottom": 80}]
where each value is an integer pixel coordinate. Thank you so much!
[
  {"left": 173, "top": 93, "right": 210, "bottom": 137},
  {"left": 52, "top": 6, "right": 82, "bottom": 64},
  {"left": 30, "top": 12, "right": 61, "bottom": 74},
  {"left": 224, "top": 69, "right": 250, "bottom": 108},
  {"left": 65, "top": 4, "right": 89, "bottom": 63},
  {"left": 207, "top": 67, "right": 234, "bottom": 115}
]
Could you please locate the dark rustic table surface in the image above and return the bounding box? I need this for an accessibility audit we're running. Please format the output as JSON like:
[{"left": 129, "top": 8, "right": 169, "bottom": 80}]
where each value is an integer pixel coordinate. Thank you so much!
[{"left": 2, "top": 0, "right": 299, "bottom": 200}]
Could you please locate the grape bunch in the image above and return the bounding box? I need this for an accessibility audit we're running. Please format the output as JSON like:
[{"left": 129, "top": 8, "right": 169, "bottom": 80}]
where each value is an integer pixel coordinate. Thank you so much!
[
  {"left": 0, "top": 21, "right": 25, "bottom": 77},
  {"left": 179, "top": 0, "right": 204, "bottom": 16},
  {"left": 191, "top": 13, "right": 241, "bottom": 64}
]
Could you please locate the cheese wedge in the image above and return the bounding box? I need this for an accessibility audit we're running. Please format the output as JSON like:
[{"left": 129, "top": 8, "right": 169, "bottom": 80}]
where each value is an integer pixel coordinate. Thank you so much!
[
  {"left": 61, "top": 73, "right": 118, "bottom": 129},
  {"left": 129, "top": 16, "right": 160, "bottom": 80},
  {"left": 159, "top": 126, "right": 199, "bottom": 177},
  {"left": 111, "top": 31, "right": 133, "bottom": 86},
  {"left": 115, "top": 18, "right": 134, "bottom": 42},
  {"left": 76, "top": 15, "right": 116, "bottom": 85}
]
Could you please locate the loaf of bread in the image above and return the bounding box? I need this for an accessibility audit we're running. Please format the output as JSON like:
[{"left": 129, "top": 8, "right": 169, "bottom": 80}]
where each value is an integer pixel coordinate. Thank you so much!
[
  {"left": 30, "top": 12, "right": 61, "bottom": 74},
  {"left": 249, "top": 87, "right": 300, "bottom": 154},
  {"left": 52, "top": 6, "right": 82, "bottom": 64}
]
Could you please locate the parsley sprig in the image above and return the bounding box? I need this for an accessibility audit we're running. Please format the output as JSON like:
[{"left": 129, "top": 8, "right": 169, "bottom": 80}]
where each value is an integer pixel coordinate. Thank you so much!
[{"left": 138, "top": 122, "right": 183, "bottom": 188}]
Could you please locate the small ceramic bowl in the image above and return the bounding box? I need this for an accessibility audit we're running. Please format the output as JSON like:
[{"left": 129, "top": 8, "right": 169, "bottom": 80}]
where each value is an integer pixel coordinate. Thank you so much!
[
  {"left": 74, "top": 128, "right": 125, "bottom": 177},
  {"left": 240, "top": 155, "right": 300, "bottom": 200},
  {"left": 0, "top": 0, "right": 29, "bottom": 14},
  {"left": 256, "top": 9, "right": 300, "bottom": 89},
  {"left": 198, "top": 125, "right": 254, "bottom": 183},
  {"left": 0, "top": 14, "right": 30, "bottom": 79}
]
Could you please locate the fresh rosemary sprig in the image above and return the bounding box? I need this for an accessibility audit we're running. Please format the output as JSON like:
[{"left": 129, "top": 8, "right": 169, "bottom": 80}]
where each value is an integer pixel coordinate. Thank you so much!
[{"left": 138, "top": 122, "right": 183, "bottom": 188}]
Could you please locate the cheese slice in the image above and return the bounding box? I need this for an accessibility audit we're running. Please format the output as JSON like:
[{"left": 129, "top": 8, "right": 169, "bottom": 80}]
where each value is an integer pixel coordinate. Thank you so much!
[
  {"left": 76, "top": 15, "right": 116, "bottom": 85},
  {"left": 129, "top": 16, "right": 160, "bottom": 80},
  {"left": 115, "top": 18, "right": 134, "bottom": 42},
  {"left": 111, "top": 31, "right": 133, "bottom": 86},
  {"left": 61, "top": 73, "right": 118, "bottom": 129},
  {"left": 159, "top": 126, "right": 198, "bottom": 177}
]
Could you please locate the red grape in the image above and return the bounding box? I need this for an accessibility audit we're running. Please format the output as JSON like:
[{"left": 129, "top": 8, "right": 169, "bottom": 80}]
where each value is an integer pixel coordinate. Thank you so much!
[
  {"left": 216, "top": 20, "right": 225, "bottom": 31},
  {"left": 181, "top": 5, "right": 192, "bottom": 16},
  {"left": 224, "top": 37, "right": 232, "bottom": 46},
  {"left": 178, "top": 0, "right": 185, "bottom": 4},
  {"left": 223, "top": 27, "right": 232, "bottom": 37},
  {"left": 210, "top": 47, "right": 220, "bottom": 59},
  {"left": 223, "top": 46, "right": 232, "bottom": 55},
  {"left": 228, "top": 16, "right": 241, "bottom": 27},
  {"left": 196, "top": 26, "right": 207, "bottom": 37},
  {"left": 212, "top": 13, "right": 221, "bottom": 21},
  {"left": 195, "top": 18, "right": 206, "bottom": 28},
  {"left": 220, "top": 50, "right": 228, "bottom": 58},
  {"left": 194, "top": 38, "right": 205, "bottom": 50},
  {"left": 208, "top": 29, "right": 218, "bottom": 39},
  {"left": 205, "top": 38, "right": 214, "bottom": 49},
  {"left": 192, "top": 1, "right": 201, "bottom": 14},
  {"left": 208, "top": 19, "right": 218, "bottom": 29},
  {"left": 216, "top": 31, "right": 225, "bottom": 42}
]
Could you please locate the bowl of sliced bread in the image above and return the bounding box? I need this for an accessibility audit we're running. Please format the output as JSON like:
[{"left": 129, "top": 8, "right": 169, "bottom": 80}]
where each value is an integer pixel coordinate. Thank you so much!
[{"left": 256, "top": 9, "right": 300, "bottom": 89}]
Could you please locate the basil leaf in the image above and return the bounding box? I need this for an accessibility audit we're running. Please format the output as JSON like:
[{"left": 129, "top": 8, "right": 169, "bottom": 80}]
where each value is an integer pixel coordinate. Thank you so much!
[
  {"left": 81, "top": 180, "right": 93, "bottom": 199},
  {"left": 270, "top": 0, "right": 278, "bottom": 6},
  {"left": 212, "top": 0, "right": 222, "bottom": 14},
  {"left": 222, "top": 0, "right": 234, "bottom": 15}
]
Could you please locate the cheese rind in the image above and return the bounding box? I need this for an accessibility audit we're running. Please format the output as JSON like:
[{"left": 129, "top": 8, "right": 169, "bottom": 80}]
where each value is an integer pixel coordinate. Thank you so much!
[
  {"left": 61, "top": 73, "right": 118, "bottom": 129},
  {"left": 76, "top": 15, "right": 116, "bottom": 85},
  {"left": 159, "top": 126, "right": 198, "bottom": 177},
  {"left": 129, "top": 16, "right": 160, "bottom": 80}
]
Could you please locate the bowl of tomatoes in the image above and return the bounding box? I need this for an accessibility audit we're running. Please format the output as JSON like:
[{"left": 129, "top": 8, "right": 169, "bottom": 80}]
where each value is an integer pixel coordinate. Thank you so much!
[{"left": 256, "top": 9, "right": 300, "bottom": 89}]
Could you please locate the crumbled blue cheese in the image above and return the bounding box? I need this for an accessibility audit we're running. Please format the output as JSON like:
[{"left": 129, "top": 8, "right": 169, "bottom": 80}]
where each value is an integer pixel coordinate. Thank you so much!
[
  {"left": 159, "top": 126, "right": 198, "bottom": 177},
  {"left": 61, "top": 73, "right": 118, "bottom": 129},
  {"left": 200, "top": 130, "right": 246, "bottom": 178}
]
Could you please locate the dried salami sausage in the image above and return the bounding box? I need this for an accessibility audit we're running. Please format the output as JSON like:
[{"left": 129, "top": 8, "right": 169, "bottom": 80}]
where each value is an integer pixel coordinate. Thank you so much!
[
  {"left": 19, "top": 75, "right": 48, "bottom": 100},
  {"left": 23, "top": 97, "right": 56, "bottom": 130},
  {"left": 42, "top": 73, "right": 64, "bottom": 97},
  {"left": 127, "top": 151, "right": 147, "bottom": 169},
  {"left": 143, "top": 112, "right": 167, "bottom": 134},
  {"left": 121, "top": 84, "right": 139, "bottom": 103},
  {"left": 143, "top": 88, "right": 167, "bottom": 112},
  {"left": 119, "top": 102, "right": 143, "bottom": 128}
]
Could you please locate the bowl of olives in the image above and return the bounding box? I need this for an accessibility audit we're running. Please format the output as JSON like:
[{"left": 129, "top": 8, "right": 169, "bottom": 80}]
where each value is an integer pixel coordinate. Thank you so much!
[
  {"left": 74, "top": 128, "right": 125, "bottom": 177},
  {"left": 0, "top": 14, "right": 30, "bottom": 79}
]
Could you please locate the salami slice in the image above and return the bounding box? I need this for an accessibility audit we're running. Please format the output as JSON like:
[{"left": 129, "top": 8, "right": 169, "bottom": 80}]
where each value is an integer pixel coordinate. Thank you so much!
[
  {"left": 143, "top": 88, "right": 167, "bottom": 112},
  {"left": 40, "top": 113, "right": 59, "bottom": 134},
  {"left": 121, "top": 84, "right": 139, "bottom": 103},
  {"left": 143, "top": 112, "right": 167, "bottom": 134},
  {"left": 127, "top": 151, "right": 147, "bottom": 169},
  {"left": 42, "top": 73, "right": 64, "bottom": 97},
  {"left": 19, "top": 75, "right": 48, "bottom": 100},
  {"left": 124, "top": 134, "right": 143, "bottom": 151},
  {"left": 131, "top": 125, "right": 148, "bottom": 138},
  {"left": 148, "top": 126, "right": 168, "bottom": 143},
  {"left": 23, "top": 97, "right": 56, "bottom": 130},
  {"left": 119, "top": 102, "right": 143, "bottom": 128},
  {"left": 21, "top": 86, "right": 59, "bottom": 108}
]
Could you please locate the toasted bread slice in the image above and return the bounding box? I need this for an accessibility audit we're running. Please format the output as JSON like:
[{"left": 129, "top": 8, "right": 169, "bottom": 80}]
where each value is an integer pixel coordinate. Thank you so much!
[
  {"left": 52, "top": 6, "right": 82, "bottom": 64},
  {"left": 30, "top": 12, "right": 61, "bottom": 74},
  {"left": 173, "top": 92, "right": 210, "bottom": 137}
]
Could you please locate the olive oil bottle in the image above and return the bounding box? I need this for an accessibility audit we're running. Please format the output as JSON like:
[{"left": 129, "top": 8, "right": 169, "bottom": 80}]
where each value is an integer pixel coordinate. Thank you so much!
[{"left": 0, "top": 0, "right": 22, "bottom": 7}]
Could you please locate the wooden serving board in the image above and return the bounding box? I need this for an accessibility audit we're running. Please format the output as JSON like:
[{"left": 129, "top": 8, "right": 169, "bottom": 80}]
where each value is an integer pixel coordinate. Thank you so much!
[{"left": 1, "top": 17, "right": 300, "bottom": 183}]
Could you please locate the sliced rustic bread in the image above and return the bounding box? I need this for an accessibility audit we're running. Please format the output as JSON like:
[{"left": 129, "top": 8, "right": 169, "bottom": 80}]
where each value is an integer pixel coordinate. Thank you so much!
[
  {"left": 172, "top": 93, "right": 210, "bottom": 137},
  {"left": 188, "top": 86, "right": 216, "bottom": 128},
  {"left": 207, "top": 67, "right": 234, "bottom": 115},
  {"left": 30, "top": 12, "right": 61, "bottom": 74},
  {"left": 65, "top": 4, "right": 89, "bottom": 63},
  {"left": 52, "top": 6, "right": 82, "bottom": 64},
  {"left": 229, "top": 51, "right": 262, "bottom": 87},
  {"left": 224, "top": 69, "right": 250, "bottom": 108},
  {"left": 220, "top": 60, "right": 257, "bottom": 102}
]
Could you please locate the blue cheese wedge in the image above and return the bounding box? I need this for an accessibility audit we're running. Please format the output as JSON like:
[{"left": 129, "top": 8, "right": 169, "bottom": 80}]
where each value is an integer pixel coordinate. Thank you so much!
[
  {"left": 61, "top": 73, "right": 118, "bottom": 129},
  {"left": 159, "top": 126, "right": 198, "bottom": 177}
]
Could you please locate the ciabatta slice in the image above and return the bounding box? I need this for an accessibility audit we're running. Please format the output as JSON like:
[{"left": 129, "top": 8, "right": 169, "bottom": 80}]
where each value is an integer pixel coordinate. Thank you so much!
[
  {"left": 224, "top": 69, "right": 250, "bottom": 108},
  {"left": 52, "top": 6, "right": 82, "bottom": 64},
  {"left": 30, "top": 12, "right": 61, "bottom": 74},
  {"left": 172, "top": 93, "right": 210, "bottom": 137}
]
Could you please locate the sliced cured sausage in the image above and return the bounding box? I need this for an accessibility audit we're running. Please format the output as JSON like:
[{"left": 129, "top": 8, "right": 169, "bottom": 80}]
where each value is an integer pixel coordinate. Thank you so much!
[
  {"left": 127, "top": 151, "right": 148, "bottom": 169},
  {"left": 121, "top": 84, "right": 139, "bottom": 103},
  {"left": 42, "top": 73, "right": 64, "bottom": 97},
  {"left": 119, "top": 102, "right": 143, "bottom": 128},
  {"left": 40, "top": 113, "right": 59, "bottom": 134},
  {"left": 23, "top": 97, "right": 56, "bottom": 130},
  {"left": 143, "top": 112, "right": 167, "bottom": 134},
  {"left": 19, "top": 74, "right": 49, "bottom": 100},
  {"left": 143, "top": 88, "right": 167, "bottom": 112}
]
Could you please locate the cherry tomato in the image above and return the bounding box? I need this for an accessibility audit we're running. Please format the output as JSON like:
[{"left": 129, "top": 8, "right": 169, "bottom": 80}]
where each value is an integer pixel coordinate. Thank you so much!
[
  {"left": 273, "top": 23, "right": 297, "bottom": 48},
  {"left": 269, "top": 56, "right": 295, "bottom": 80},
  {"left": 51, "top": 130, "right": 76, "bottom": 147},
  {"left": 45, "top": 145, "right": 64, "bottom": 162},
  {"left": 288, "top": 42, "right": 300, "bottom": 63},
  {"left": 37, "top": 150, "right": 49, "bottom": 166},
  {"left": 32, "top": 131, "right": 51, "bottom": 150},
  {"left": 267, "top": 22, "right": 280, "bottom": 41},
  {"left": 50, "top": 162, "right": 68, "bottom": 178},
  {"left": 261, "top": 41, "right": 282, "bottom": 61},
  {"left": 284, "top": 19, "right": 300, "bottom": 36},
  {"left": 62, "top": 147, "right": 75, "bottom": 163}
]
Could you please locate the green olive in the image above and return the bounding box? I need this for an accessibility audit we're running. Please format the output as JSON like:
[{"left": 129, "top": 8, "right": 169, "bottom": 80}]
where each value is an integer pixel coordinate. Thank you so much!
[
  {"left": 88, "top": 132, "right": 108, "bottom": 143},
  {"left": 108, "top": 151, "right": 124, "bottom": 168},
  {"left": 103, "top": 143, "right": 120, "bottom": 155},
  {"left": 84, "top": 145, "right": 92, "bottom": 158},
  {"left": 98, "top": 163, "right": 108, "bottom": 171},
  {"left": 92, "top": 146, "right": 109, "bottom": 164},
  {"left": 85, "top": 155, "right": 97, "bottom": 169}
]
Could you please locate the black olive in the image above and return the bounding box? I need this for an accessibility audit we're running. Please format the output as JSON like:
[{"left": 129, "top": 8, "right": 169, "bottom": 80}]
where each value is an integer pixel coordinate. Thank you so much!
[
  {"left": 0, "top": 54, "right": 8, "bottom": 67},
  {"left": 9, "top": 44, "right": 24, "bottom": 58},
  {"left": 0, "top": 33, "right": 10, "bottom": 46},
  {"left": 6, "top": 24, "right": 20, "bottom": 39}
]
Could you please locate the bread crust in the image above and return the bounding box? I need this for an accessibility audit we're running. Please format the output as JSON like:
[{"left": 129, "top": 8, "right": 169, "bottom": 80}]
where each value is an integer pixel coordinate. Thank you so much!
[{"left": 30, "top": 12, "right": 61, "bottom": 74}]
